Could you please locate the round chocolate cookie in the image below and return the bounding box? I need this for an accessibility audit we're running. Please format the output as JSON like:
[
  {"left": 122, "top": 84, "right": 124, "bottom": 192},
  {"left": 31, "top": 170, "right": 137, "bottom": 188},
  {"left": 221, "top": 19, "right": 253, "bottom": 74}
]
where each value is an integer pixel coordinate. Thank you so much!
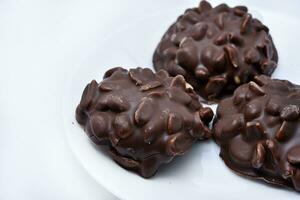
[
  {"left": 153, "top": 1, "right": 278, "bottom": 101},
  {"left": 76, "top": 67, "right": 213, "bottom": 178},
  {"left": 214, "top": 75, "right": 300, "bottom": 191}
]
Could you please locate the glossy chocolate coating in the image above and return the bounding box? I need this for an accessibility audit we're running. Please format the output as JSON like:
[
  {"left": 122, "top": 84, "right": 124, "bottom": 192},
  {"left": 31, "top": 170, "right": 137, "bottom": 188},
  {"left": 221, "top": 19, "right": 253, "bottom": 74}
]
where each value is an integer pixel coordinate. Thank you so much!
[
  {"left": 76, "top": 67, "right": 212, "bottom": 178},
  {"left": 153, "top": 1, "right": 278, "bottom": 101},
  {"left": 214, "top": 75, "right": 300, "bottom": 191}
]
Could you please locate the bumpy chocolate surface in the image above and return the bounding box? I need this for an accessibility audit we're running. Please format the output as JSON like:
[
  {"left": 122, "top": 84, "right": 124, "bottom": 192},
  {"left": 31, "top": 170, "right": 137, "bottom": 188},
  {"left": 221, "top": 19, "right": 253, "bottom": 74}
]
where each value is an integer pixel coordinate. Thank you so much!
[
  {"left": 214, "top": 75, "right": 300, "bottom": 191},
  {"left": 153, "top": 1, "right": 278, "bottom": 101},
  {"left": 76, "top": 67, "right": 212, "bottom": 178}
]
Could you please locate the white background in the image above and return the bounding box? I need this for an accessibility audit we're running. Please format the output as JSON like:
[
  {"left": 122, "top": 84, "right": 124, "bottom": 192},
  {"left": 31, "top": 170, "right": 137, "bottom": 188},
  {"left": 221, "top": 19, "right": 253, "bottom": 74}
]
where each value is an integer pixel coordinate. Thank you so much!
[{"left": 1, "top": 0, "right": 299, "bottom": 200}]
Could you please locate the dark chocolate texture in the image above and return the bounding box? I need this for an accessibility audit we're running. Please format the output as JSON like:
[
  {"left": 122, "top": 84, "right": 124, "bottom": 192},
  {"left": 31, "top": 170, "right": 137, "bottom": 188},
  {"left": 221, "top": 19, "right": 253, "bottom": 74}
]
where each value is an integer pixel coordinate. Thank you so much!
[
  {"left": 214, "top": 75, "right": 300, "bottom": 191},
  {"left": 76, "top": 67, "right": 212, "bottom": 178},
  {"left": 153, "top": 1, "right": 278, "bottom": 101}
]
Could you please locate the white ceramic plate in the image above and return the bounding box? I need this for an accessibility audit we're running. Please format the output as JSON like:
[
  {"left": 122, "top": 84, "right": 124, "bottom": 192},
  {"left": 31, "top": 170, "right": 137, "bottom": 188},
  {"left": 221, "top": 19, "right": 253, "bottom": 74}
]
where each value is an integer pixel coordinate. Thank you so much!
[{"left": 63, "top": 1, "right": 300, "bottom": 199}]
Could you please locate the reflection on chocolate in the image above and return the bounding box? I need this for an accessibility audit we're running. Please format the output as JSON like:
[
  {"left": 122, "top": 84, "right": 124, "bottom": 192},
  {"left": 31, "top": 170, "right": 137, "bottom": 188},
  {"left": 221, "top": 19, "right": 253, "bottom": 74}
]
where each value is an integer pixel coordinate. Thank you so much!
[
  {"left": 214, "top": 75, "right": 300, "bottom": 191},
  {"left": 153, "top": 1, "right": 278, "bottom": 101},
  {"left": 76, "top": 67, "right": 212, "bottom": 178}
]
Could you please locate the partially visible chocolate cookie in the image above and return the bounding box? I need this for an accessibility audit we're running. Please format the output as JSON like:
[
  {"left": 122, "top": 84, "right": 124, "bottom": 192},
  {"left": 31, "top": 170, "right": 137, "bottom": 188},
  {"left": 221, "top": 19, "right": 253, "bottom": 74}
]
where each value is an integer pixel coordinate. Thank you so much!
[
  {"left": 214, "top": 75, "right": 300, "bottom": 191},
  {"left": 153, "top": 1, "right": 278, "bottom": 101},
  {"left": 76, "top": 67, "right": 212, "bottom": 178}
]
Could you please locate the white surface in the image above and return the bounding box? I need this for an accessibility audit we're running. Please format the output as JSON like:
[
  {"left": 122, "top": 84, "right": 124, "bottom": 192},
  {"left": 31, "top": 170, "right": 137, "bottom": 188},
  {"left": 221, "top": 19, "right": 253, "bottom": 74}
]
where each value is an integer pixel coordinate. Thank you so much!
[
  {"left": 1, "top": 0, "right": 300, "bottom": 200},
  {"left": 64, "top": 0, "right": 300, "bottom": 200}
]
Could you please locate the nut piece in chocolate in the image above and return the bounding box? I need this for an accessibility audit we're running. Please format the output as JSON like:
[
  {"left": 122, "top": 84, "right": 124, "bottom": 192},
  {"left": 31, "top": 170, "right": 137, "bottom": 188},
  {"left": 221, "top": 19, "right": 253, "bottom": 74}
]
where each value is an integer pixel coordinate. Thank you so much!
[
  {"left": 214, "top": 75, "right": 300, "bottom": 191},
  {"left": 76, "top": 67, "right": 213, "bottom": 178},
  {"left": 153, "top": 1, "right": 278, "bottom": 101}
]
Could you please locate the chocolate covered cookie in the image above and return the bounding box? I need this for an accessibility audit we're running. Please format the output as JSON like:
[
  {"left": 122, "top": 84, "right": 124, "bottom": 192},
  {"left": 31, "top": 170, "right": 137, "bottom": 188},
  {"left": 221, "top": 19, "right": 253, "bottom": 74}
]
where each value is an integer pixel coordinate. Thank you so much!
[
  {"left": 153, "top": 1, "right": 278, "bottom": 101},
  {"left": 214, "top": 75, "right": 300, "bottom": 191},
  {"left": 76, "top": 67, "right": 212, "bottom": 178}
]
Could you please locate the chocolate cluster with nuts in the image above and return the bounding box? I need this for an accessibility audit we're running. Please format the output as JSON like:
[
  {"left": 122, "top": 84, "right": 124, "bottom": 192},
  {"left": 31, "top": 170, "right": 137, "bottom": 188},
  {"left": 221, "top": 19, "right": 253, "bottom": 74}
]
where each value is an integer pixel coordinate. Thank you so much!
[
  {"left": 214, "top": 75, "right": 300, "bottom": 191},
  {"left": 153, "top": 1, "right": 278, "bottom": 101},
  {"left": 76, "top": 67, "right": 213, "bottom": 178}
]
